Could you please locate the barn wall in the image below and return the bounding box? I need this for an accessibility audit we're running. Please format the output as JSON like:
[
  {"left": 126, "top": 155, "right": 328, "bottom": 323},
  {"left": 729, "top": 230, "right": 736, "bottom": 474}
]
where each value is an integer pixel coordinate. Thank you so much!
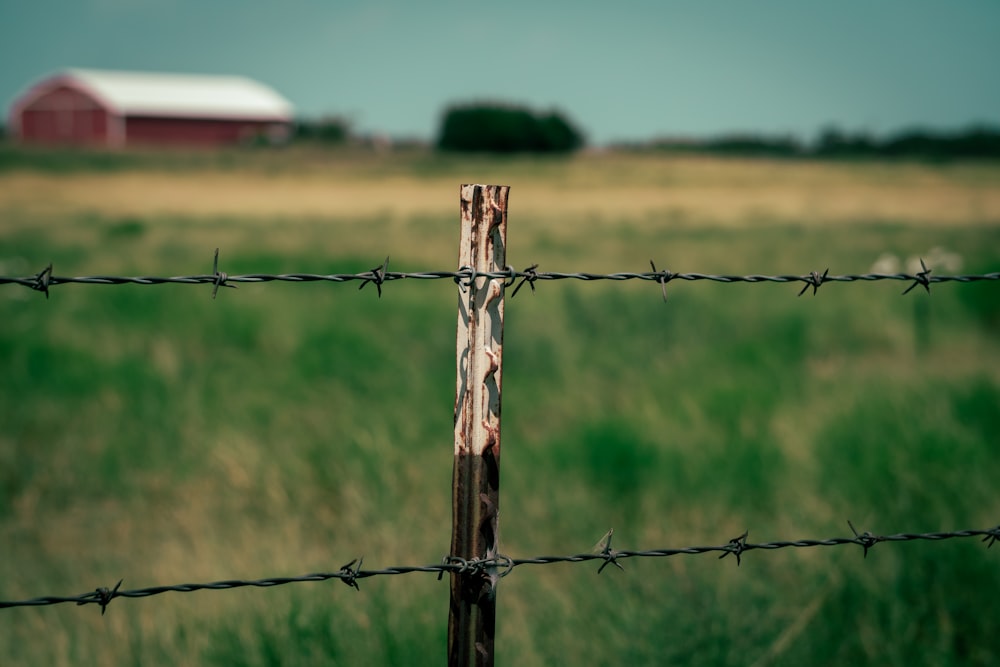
[
  {"left": 15, "top": 85, "right": 111, "bottom": 146},
  {"left": 124, "top": 116, "right": 290, "bottom": 147},
  {"left": 11, "top": 76, "right": 293, "bottom": 148}
]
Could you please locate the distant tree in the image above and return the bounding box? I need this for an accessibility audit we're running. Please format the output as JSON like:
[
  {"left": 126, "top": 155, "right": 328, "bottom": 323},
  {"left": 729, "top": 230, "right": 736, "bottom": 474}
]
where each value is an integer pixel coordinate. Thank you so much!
[
  {"left": 619, "top": 123, "right": 1000, "bottom": 161},
  {"left": 882, "top": 129, "right": 940, "bottom": 159},
  {"left": 952, "top": 126, "right": 1000, "bottom": 158},
  {"left": 702, "top": 133, "right": 803, "bottom": 157},
  {"left": 815, "top": 126, "right": 876, "bottom": 157},
  {"left": 295, "top": 116, "right": 352, "bottom": 144},
  {"left": 813, "top": 124, "right": 1000, "bottom": 161},
  {"left": 536, "top": 111, "right": 585, "bottom": 153},
  {"left": 437, "top": 102, "right": 584, "bottom": 154}
]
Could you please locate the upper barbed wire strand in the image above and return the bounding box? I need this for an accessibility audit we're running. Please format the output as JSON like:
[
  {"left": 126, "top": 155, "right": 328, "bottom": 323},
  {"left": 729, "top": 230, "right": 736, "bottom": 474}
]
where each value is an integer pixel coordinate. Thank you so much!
[{"left": 2, "top": 266, "right": 998, "bottom": 292}]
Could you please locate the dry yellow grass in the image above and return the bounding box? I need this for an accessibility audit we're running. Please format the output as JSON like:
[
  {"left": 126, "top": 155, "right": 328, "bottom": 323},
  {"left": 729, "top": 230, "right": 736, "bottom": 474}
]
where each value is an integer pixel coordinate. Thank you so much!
[{"left": 2, "top": 154, "right": 998, "bottom": 229}]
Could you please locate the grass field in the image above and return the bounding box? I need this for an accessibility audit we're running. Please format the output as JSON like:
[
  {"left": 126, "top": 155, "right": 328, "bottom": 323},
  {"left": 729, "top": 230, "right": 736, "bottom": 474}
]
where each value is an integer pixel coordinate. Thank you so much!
[{"left": 1, "top": 146, "right": 999, "bottom": 666}]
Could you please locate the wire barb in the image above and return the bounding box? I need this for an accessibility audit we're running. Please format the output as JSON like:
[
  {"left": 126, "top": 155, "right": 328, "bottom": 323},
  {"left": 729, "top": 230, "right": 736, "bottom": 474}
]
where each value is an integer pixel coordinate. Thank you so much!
[
  {"left": 719, "top": 531, "right": 749, "bottom": 566},
  {"left": 595, "top": 528, "right": 625, "bottom": 573},
  {"left": 339, "top": 558, "right": 363, "bottom": 591},
  {"left": 30, "top": 263, "right": 53, "bottom": 299},
  {"left": 902, "top": 258, "right": 932, "bottom": 295},
  {"left": 359, "top": 256, "right": 389, "bottom": 298},
  {"left": 211, "top": 248, "right": 236, "bottom": 299},
  {"left": 511, "top": 264, "right": 539, "bottom": 297},
  {"left": 798, "top": 268, "right": 829, "bottom": 297},
  {"left": 650, "top": 260, "right": 673, "bottom": 301},
  {"left": 75, "top": 579, "right": 122, "bottom": 616},
  {"left": 848, "top": 520, "right": 884, "bottom": 558}
]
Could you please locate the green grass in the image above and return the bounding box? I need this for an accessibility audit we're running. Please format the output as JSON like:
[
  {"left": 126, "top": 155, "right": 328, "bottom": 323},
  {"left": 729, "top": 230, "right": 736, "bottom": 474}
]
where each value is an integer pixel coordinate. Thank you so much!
[{"left": 1, "top": 153, "right": 999, "bottom": 666}]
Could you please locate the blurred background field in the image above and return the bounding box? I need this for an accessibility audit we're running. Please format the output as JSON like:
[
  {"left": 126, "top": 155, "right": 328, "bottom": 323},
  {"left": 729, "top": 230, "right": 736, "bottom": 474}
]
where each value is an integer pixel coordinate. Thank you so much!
[{"left": 1, "top": 147, "right": 999, "bottom": 666}]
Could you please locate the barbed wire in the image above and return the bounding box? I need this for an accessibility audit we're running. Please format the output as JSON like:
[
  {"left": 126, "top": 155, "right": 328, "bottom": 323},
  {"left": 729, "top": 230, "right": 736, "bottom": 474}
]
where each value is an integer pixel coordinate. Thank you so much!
[
  {"left": 1, "top": 251, "right": 997, "bottom": 300},
  {"left": 3, "top": 523, "right": 996, "bottom": 614}
]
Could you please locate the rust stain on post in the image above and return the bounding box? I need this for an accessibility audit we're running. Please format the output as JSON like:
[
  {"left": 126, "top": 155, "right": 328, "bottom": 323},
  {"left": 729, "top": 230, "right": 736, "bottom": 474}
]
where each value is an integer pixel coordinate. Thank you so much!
[{"left": 450, "top": 184, "right": 508, "bottom": 667}]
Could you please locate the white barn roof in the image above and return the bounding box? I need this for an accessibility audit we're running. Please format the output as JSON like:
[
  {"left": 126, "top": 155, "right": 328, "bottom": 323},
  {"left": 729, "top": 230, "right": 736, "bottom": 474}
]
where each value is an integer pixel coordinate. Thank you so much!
[{"left": 59, "top": 68, "right": 294, "bottom": 120}]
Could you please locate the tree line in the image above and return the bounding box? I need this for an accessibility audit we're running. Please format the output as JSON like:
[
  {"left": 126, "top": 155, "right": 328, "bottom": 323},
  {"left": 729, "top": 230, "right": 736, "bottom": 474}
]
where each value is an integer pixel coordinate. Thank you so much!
[
  {"left": 295, "top": 107, "right": 999, "bottom": 159},
  {"left": 6, "top": 102, "right": 994, "bottom": 160},
  {"left": 628, "top": 125, "right": 1000, "bottom": 160}
]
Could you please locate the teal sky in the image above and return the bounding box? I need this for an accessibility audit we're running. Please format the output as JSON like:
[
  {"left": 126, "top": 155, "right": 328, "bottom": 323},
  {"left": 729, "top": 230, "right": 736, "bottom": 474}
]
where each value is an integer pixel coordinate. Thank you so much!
[{"left": 2, "top": 0, "right": 998, "bottom": 144}]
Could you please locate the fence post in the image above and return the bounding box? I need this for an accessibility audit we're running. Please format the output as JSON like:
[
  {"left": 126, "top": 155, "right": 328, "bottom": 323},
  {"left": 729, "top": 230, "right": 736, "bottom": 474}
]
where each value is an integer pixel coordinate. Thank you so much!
[{"left": 450, "top": 184, "right": 509, "bottom": 667}]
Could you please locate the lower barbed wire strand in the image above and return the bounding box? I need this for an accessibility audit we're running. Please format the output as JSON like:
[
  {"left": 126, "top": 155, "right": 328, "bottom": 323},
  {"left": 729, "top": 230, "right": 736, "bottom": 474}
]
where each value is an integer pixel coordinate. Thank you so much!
[{"left": 2, "top": 525, "right": 996, "bottom": 611}]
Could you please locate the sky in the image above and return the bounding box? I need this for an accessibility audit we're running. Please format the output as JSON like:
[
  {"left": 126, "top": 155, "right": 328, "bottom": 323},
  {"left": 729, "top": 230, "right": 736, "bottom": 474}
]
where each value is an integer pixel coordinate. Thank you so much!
[{"left": 1, "top": 0, "right": 999, "bottom": 145}]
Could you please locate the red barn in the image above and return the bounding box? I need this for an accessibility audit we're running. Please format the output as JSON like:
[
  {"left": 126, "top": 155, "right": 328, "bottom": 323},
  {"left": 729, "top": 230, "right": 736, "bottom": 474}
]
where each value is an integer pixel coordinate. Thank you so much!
[{"left": 9, "top": 69, "right": 294, "bottom": 148}]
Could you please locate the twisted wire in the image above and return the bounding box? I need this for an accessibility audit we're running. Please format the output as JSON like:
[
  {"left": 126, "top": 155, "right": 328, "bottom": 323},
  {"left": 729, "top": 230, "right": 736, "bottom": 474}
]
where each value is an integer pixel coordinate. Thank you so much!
[
  {"left": 3, "top": 524, "right": 996, "bottom": 612},
  {"left": 2, "top": 264, "right": 998, "bottom": 297}
]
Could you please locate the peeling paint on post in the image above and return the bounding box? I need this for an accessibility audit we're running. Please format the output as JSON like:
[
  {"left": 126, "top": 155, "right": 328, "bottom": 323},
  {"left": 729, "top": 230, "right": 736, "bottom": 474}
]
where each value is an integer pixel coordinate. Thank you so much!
[{"left": 450, "top": 184, "right": 509, "bottom": 667}]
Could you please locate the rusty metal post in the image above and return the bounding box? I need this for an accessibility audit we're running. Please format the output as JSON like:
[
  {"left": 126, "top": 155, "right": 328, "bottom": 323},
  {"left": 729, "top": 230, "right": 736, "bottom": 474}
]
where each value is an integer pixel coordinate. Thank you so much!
[{"left": 449, "top": 184, "right": 509, "bottom": 667}]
